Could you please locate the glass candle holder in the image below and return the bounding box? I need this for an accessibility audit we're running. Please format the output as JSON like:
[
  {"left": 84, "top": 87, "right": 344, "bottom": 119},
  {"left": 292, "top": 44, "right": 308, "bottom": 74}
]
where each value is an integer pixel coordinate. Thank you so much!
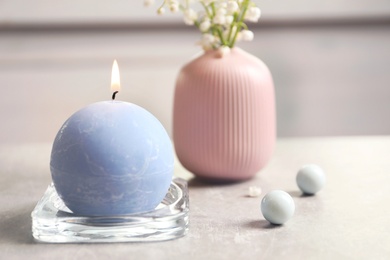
[{"left": 31, "top": 178, "right": 189, "bottom": 243}]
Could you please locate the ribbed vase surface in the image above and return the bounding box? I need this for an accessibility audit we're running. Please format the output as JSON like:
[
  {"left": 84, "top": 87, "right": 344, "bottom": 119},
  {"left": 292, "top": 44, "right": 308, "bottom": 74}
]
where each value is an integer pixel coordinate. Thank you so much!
[{"left": 173, "top": 48, "right": 275, "bottom": 181}]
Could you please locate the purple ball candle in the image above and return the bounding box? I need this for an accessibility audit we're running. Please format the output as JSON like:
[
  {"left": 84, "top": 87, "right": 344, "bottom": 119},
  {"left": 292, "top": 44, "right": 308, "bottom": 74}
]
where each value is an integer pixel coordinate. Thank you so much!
[{"left": 50, "top": 101, "right": 174, "bottom": 216}]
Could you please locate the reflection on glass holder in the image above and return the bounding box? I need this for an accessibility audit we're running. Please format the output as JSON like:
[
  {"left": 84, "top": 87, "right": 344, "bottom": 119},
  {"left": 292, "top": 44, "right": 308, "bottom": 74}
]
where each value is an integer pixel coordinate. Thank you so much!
[{"left": 31, "top": 178, "right": 189, "bottom": 243}]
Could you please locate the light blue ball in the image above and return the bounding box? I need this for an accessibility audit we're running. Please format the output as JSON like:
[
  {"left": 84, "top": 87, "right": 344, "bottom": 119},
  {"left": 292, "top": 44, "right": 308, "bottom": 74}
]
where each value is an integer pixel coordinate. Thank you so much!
[
  {"left": 50, "top": 101, "right": 174, "bottom": 216},
  {"left": 296, "top": 164, "right": 326, "bottom": 195},
  {"left": 261, "top": 190, "right": 295, "bottom": 225}
]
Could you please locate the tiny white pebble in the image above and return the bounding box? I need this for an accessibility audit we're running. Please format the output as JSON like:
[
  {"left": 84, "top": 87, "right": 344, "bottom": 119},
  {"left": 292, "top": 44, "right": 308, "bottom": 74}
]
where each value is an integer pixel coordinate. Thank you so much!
[
  {"left": 248, "top": 186, "right": 262, "bottom": 197},
  {"left": 296, "top": 164, "right": 326, "bottom": 195},
  {"left": 261, "top": 190, "right": 295, "bottom": 225}
]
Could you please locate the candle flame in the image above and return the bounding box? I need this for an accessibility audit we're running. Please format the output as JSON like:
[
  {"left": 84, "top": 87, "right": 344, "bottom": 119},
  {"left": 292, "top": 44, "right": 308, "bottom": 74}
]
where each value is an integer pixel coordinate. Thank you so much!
[{"left": 111, "top": 59, "right": 120, "bottom": 93}]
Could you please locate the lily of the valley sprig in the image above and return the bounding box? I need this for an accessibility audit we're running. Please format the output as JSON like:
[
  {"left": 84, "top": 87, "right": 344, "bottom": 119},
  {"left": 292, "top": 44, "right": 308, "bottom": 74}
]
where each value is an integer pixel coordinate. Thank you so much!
[{"left": 144, "top": 0, "right": 261, "bottom": 51}]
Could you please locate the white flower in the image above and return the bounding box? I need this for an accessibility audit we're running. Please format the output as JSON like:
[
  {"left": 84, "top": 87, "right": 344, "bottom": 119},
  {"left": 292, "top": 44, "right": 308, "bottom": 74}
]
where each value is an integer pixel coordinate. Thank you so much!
[
  {"left": 183, "top": 9, "right": 198, "bottom": 25},
  {"left": 200, "top": 20, "right": 211, "bottom": 31},
  {"left": 216, "top": 7, "right": 227, "bottom": 16},
  {"left": 227, "top": 1, "right": 239, "bottom": 14},
  {"left": 225, "top": 15, "right": 234, "bottom": 25},
  {"left": 170, "top": 3, "right": 179, "bottom": 13},
  {"left": 200, "top": 34, "right": 216, "bottom": 50},
  {"left": 240, "top": 30, "right": 254, "bottom": 41},
  {"left": 157, "top": 7, "right": 165, "bottom": 15},
  {"left": 144, "top": 0, "right": 155, "bottom": 7},
  {"left": 217, "top": 46, "right": 231, "bottom": 58},
  {"left": 213, "top": 14, "right": 226, "bottom": 25},
  {"left": 245, "top": 7, "right": 261, "bottom": 22},
  {"left": 148, "top": 0, "right": 262, "bottom": 49}
]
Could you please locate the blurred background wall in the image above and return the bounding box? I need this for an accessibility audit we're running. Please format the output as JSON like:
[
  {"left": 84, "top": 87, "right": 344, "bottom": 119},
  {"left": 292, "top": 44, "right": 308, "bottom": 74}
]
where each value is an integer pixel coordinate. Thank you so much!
[{"left": 1, "top": 0, "right": 390, "bottom": 144}]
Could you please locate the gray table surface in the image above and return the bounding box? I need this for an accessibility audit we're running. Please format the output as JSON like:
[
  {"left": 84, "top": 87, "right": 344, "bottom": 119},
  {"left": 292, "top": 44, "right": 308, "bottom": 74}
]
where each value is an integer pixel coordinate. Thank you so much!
[{"left": 1, "top": 136, "right": 389, "bottom": 259}]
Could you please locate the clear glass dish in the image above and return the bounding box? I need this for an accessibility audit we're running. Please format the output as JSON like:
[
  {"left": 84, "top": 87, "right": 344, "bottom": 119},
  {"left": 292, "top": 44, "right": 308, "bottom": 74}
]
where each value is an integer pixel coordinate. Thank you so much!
[{"left": 31, "top": 178, "right": 189, "bottom": 243}]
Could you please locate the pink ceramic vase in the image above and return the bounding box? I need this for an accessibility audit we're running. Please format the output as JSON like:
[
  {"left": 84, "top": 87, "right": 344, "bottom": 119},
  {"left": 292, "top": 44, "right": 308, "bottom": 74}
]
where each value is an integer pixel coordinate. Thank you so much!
[{"left": 173, "top": 47, "right": 275, "bottom": 181}]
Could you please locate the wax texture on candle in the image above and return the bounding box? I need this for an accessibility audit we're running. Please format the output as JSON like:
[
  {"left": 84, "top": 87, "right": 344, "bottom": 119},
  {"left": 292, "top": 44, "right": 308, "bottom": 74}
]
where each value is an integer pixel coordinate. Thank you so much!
[{"left": 50, "top": 101, "right": 174, "bottom": 216}]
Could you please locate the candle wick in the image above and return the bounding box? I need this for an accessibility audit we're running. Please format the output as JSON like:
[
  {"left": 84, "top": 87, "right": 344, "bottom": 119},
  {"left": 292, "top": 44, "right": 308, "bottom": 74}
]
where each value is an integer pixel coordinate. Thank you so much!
[{"left": 112, "top": 91, "right": 119, "bottom": 100}]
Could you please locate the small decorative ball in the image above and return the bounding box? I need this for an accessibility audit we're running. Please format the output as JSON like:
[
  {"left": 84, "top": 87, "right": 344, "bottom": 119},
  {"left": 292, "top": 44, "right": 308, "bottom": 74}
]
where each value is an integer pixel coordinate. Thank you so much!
[
  {"left": 50, "top": 101, "right": 174, "bottom": 216},
  {"left": 261, "top": 190, "right": 295, "bottom": 225},
  {"left": 296, "top": 164, "right": 326, "bottom": 195}
]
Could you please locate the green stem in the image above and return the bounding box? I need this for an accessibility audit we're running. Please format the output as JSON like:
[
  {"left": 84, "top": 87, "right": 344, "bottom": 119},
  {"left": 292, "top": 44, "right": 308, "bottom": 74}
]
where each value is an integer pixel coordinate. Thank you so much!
[
  {"left": 227, "top": 13, "right": 239, "bottom": 45},
  {"left": 217, "top": 27, "right": 226, "bottom": 46},
  {"left": 194, "top": 20, "right": 200, "bottom": 29},
  {"left": 210, "top": 2, "right": 216, "bottom": 17},
  {"left": 201, "top": 2, "right": 212, "bottom": 18},
  {"left": 157, "top": 0, "right": 166, "bottom": 12},
  {"left": 230, "top": 0, "right": 250, "bottom": 47}
]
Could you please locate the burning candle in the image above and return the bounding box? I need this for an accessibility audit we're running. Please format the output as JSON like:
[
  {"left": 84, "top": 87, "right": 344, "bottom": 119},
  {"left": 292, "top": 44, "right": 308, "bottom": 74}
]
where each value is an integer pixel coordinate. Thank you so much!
[{"left": 50, "top": 60, "right": 174, "bottom": 216}]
